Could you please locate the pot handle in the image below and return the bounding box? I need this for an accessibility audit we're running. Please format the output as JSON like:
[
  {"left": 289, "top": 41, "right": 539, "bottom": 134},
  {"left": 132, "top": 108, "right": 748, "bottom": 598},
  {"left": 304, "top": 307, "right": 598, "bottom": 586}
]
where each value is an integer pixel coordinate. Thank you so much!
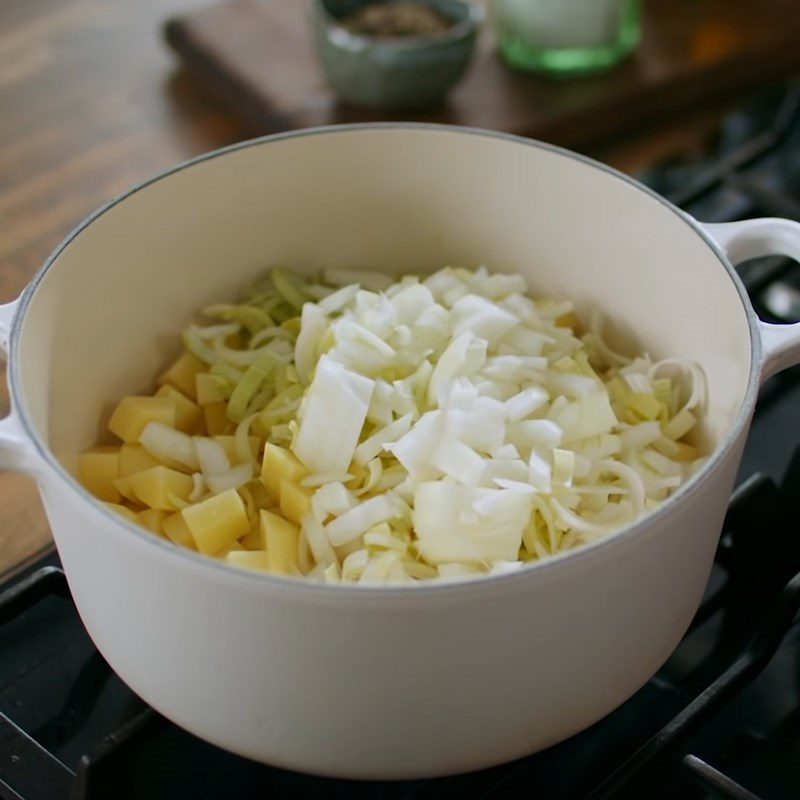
[
  {"left": 0, "top": 295, "right": 43, "bottom": 475},
  {"left": 703, "top": 218, "right": 800, "bottom": 383}
]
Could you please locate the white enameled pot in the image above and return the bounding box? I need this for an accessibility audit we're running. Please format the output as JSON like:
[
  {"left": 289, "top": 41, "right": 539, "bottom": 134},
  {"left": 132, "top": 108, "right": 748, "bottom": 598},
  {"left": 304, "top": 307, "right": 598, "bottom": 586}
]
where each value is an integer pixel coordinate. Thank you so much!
[{"left": 2, "top": 125, "right": 800, "bottom": 780}]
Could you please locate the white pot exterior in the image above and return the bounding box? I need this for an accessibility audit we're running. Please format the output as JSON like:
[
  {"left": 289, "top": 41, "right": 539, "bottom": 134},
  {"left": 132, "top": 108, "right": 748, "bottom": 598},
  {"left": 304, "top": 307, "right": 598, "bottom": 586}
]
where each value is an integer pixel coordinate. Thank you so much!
[
  {"left": 40, "top": 433, "right": 744, "bottom": 778},
  {"left": 3, "top": 125, "right": 800, "bottom": 778}
]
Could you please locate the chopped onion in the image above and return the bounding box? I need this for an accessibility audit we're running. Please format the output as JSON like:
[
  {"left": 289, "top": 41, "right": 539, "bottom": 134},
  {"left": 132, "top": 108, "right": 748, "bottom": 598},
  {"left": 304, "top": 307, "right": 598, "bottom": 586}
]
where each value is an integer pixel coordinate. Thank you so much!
[
  {"left": 325, "top": 495, "right": 402, "bottom": 547},
  {"left": 354, "top": 413, "right": 413, "bottom": 466},
  {"left": 311, "top": 481, "right": 357, "bottom": 521},
  {"left": 206, "top": 463, "right": 253, "bottom": 495},
  {"left": 413, "top": 483, "right": 532, "bottom": 565},
  {"left": 140, "top": 422, "right": 198, "bottom": 470},
  {"left": 292, "top": 355, "right": 374, "bottom": 474},
  {"left": 194, "top": 437, "right": 230, "bottom": 476}
]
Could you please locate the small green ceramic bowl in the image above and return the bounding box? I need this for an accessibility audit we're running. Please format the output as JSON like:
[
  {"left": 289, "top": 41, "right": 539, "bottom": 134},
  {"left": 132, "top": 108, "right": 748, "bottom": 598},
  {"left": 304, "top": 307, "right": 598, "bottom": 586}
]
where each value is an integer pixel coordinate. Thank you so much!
[{"left": 309, "top": 0, "right": 482, "bottom": 111}]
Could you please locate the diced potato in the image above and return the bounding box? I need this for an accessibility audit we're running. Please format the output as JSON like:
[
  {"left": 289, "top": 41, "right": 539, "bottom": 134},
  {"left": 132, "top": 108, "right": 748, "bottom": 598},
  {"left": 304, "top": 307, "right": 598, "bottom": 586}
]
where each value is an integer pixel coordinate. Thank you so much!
[
  {"left": 196, "top": 373, "right": 229, "bottom": 405},
  {"left": 128, "top": 466, "right": 194, "bottom": 511},
  {"left": 108, "top": 396, "right": 177, "bottom": 443},
  {"left": 216, "top": 541, "right": 245, "bottom": 557},
  {"left": 240, "top": 527, "right": 265, "bottom": 550},
  {"left": 138, "top": 508, "right": 167, "bottom": 535},
  {"left": 103, "top": 502, "right": 139, "bottom": 524},
  {"left": 261, "top": 443, "right": 307, "bottom": 500},
  {"left": 118, "top": 443, "right": 162, "bottom": 477},
  {"left": 183, "top": 488, "right": 249, "bottom": 554},
  {"left": 112, "top": 476, "right": 139, "bottom": 503},
  {"left": 155, "top": 385, "right": 203, "bottom": 434},
  {"left": 78, "top": 448, "right": 120, "bottom": 502},
  {"left": 203, "top": 402, "right": 234, "bottom": 435},
  {"left": 225, "top": 550, "right": 271, "bottom": 572},
  {"left": 215, "top": 435, "right": 261, "bottom": 465},
  {"left": 159, "top": 351, "right": 205, "bottom": 400},
  {"left": 262, "top": 510, "right": 300, "bottom": 575},
  {"left": 163, "top": 511, "right": 196, "bottom": 549},
  {"left": 248, "top": 479, "right": 275, "bottom": 511},
  {"left": 279, "top": 480, "right": 312, "bottom": 526}
]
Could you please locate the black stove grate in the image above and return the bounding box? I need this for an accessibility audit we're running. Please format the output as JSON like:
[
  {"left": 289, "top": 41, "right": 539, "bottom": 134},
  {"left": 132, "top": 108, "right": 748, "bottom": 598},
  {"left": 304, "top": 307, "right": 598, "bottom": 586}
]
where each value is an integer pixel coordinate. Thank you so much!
[{"left": 2, "top": 83, "right": 800, "bottom": 800}]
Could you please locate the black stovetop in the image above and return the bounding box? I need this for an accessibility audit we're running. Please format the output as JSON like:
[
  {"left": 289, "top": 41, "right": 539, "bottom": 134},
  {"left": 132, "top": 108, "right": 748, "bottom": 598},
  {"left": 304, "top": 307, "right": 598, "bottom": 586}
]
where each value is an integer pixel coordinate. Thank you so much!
[{"left": 2, "top": 84, "right": 800, "bottom": 800}]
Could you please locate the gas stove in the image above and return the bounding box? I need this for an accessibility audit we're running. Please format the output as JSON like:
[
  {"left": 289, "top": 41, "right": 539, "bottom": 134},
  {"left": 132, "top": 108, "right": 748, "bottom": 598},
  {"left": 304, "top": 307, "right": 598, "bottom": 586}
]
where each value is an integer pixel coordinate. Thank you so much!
[{"left": 2, "top": 84, "right": 800, "bottom": 800}]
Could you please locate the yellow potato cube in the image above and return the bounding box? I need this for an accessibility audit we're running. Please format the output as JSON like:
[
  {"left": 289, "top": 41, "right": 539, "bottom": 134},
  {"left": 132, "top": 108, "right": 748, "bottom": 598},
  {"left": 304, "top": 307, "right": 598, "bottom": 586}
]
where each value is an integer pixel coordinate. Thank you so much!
[
  {"left": 78, "top": 448, "right": 120, "bottom": 502},
  {"left": 137, "top": 508, "right": 167, "bottom": 535},
  {"left": 261, "top": 444, "right": 307, "bottom": 500},
  {"left": 203, "top": 402, "right": 234, "bottom": 435},
  {"left": 239, "top": 528, "right": 265, "bottom": 550},
  {"left": 159, "top": 351, "right": 205, "bottom": 400},
  {"left": 163, "top": 512, "right": 196, "bottom": 550},
  {"left": 279, "top": 480, "right": 312, "bottom": 526},
  {"left": 108, "top": 396, "right": 177, "bottom": 443},
  {"left": 196, "top": 373, "right": 229, "bottom": 406},
  {"left": 214, "top": 435, "right": 261, "bottom": 465},
  {"left": 102, "top": 502, "right": 139, "bottom": 524},
  {"left": 262, "top": 510, "right": 300, "bottom": 575},
  {"left": 112, "top": 476, "right": 139, "bottom": 503},
  {"left": 216, "top": 541, "right": 246, "bottom": 558},
  {"left": 248, "top": 480, "right": 275, "bottom": 511},
  {"left": 183, "top": 488, "right": 249, "bottom": 554},
  {"left": 155, "top": 385, "right": 203, "bottom": 434},
  {"left": 225, "top": 550, "right": 271, "bottom": 572},
  {"left": 118, "top": 443, "right": 162, "bottom": 477},
  {"left": 128, "top": 466, "right": 194, "bottom": 511}
]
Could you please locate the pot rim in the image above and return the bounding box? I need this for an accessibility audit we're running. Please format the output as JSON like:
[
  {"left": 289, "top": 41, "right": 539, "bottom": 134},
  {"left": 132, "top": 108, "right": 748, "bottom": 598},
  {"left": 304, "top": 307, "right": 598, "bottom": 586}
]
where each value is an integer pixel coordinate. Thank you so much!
[{"left": 9, "top": 122, "right": 762, "bottom": 598}]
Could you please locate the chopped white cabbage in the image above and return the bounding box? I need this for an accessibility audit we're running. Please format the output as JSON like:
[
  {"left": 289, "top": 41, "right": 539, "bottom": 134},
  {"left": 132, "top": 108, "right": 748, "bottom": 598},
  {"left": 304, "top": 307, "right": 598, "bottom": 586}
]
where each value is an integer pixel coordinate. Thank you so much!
[
  {"left": 292, "top": 355, "right": 374, "bottom": 474},
  {"left": 413, "top": 483, "right": 532, "bottom": 564}
]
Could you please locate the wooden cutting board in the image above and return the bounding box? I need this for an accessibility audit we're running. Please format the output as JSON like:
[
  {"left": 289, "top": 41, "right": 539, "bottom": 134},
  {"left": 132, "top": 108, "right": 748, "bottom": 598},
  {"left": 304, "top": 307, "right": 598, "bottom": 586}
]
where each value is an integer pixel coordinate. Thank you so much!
[{"left": 165, "top": 0, "right": 800, "bottom": 149}]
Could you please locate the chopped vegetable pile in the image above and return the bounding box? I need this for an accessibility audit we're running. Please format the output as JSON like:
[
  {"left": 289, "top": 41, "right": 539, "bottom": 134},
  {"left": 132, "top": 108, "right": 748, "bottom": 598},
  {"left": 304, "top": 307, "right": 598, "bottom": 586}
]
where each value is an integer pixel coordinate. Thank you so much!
[{"left": 80, "top": 266, "right": 707, "bottom": 584}]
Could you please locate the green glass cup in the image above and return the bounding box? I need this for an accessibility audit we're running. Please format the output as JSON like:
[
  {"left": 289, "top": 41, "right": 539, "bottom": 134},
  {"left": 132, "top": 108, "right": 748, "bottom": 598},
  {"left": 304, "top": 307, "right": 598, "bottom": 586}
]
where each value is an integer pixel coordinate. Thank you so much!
[{"left": 491, "top": 0, "right": 642, "bottom": 76}]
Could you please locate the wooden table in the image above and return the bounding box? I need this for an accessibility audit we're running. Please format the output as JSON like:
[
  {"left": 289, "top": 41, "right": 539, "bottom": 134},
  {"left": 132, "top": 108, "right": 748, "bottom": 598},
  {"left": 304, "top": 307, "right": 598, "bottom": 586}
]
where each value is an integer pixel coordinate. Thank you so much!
[
  {"left": 0, "top": 0, "right": 250, "bottom": 576},
  {"left": 0, "top": 0, "right": 793, "bottom": 576}
]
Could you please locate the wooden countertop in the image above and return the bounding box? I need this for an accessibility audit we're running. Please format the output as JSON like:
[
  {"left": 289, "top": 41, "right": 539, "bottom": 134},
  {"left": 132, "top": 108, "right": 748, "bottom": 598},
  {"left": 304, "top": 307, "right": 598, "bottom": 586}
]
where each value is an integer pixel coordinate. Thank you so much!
[
  {"left": 0, "top": 0, "right": 249, "bottom": 576},
  {"left": 0, "top": 0, "right": 794, "bottom": 576}
]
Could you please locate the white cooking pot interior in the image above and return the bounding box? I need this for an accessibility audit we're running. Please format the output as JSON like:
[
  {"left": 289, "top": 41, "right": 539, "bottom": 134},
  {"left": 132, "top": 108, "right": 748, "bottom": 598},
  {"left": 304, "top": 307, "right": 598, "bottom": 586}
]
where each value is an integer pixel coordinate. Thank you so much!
[{"left": 15, "top": 126, "right": 753, "bottom": 532}]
